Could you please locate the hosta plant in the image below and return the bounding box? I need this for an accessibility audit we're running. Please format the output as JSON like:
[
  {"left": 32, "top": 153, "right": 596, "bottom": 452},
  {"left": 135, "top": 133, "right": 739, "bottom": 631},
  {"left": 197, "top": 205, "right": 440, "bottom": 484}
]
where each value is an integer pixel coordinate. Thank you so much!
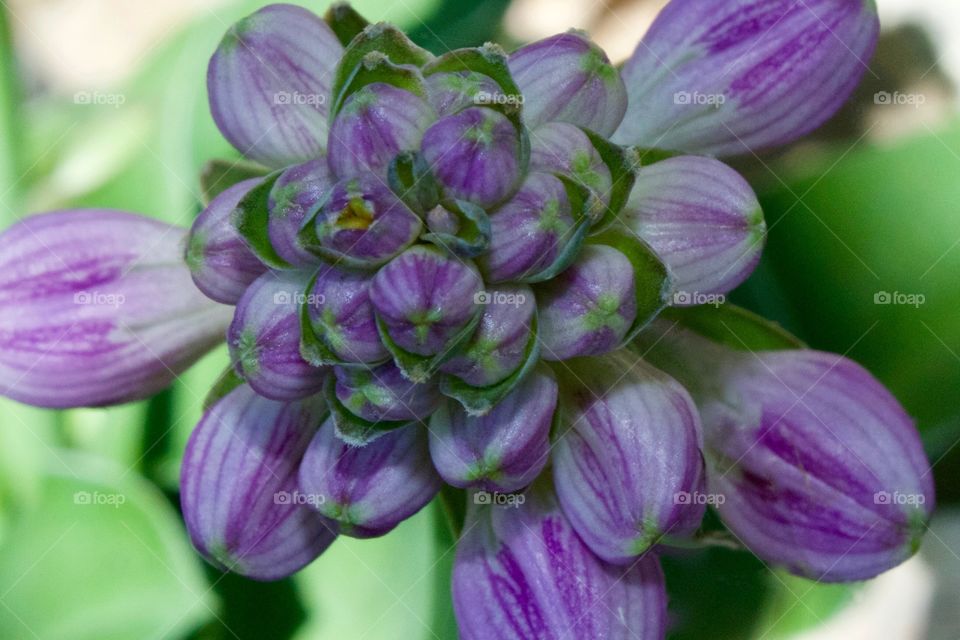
[{"left": 0, "top": 1, "right": 935, "bottom": 638}]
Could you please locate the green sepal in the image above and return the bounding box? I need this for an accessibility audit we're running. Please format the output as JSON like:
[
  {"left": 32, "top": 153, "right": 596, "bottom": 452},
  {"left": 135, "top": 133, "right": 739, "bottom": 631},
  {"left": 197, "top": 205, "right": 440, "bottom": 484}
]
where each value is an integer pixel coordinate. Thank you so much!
[
  {"left": 330, "top": 23, "right": 432, "bottom": 118},
  {"left": 375, "top": 310, "right": 483, "bottom": 384},
  {"left": 513, "top": 175, "right": 596, "bottom": 284},
  {"left": 439, "top": 312, "right": 541, "bottom": 416},
  {"left": 322, "top": 375, "right": 412, "bottom": 446},
  {"left": 323, "top": 2, "right": 370, "bottom": 47},
  {"left": 202, "top": 365, "right": 245, "bottom": 411},
  {"left": 199, "top": 158, "right": 270, "bottom": 206},
  {"left": 423, "top": 43, "right": 523, "bottom": 121},
  {"left": 387, "top": 151, "right": 440, "bottom": 214},
  {"left": 659, "top": 304, "right": 806, "bottom": 351},
  {"left": 232, "top": 169, "right": 290, "bottom": 269},
  {"left": 421, "top": 199, "right": 491, "bottom": 259},
  {"left": 632, "top": 147, "right": 681, "bottom": 166},
  {"left": 580, "top": 129, "right": 639, "bottom": 233},
  {"left": 588, "top": 229, "right": 671, "bottom": 345}
]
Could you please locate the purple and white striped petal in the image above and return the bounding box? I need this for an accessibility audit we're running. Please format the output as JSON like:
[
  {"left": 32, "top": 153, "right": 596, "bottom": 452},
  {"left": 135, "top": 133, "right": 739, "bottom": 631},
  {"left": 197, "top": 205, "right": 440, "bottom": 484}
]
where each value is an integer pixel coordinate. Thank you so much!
[
  {"left": 425, "top": 71, "right": 504, "bottom": 118},
  {"left": 553, "top": 353, "right": 705, "bottom": 564},
  {"left": 268, "top": 158, "right": 333, "bottom": 267},
  {"left": 509, "top": 31, "right": 627, "bottom": 136},
  {"left": 529, "top": 122, "right": 612, "bottom": 206},
  {"left": 328, "top": 83, "right": 436, "bottom": 179},
  {"left": 622, "top": 156, "right": 765, "bottom": 302},
  {"left": 706, "top": 350, "right": 933, "bottom": 582},
  {"left": 536, "top": 244, "right": 637, "bottom": 361},
  {"left": 370, "top": 246, "right": 483, "bottom": 357},
  {"left": 421, "top": 107, "right": 523, "bottom": 209},
  {"left": 298, "top": 418, "right": 442, "bottom": 538},
  {"left": 228, "top": 271, "right": 327, "bottom": 400},
  {"left": 311, "top": 173, "right": 422, "bottom": 268},
  {"left": 613, "top": 0, "right": 880, "bottom": 155},
  {"left": 181, "top": 384, "right": 335, "bottom": 580},
  {"left": 333, "top": 361, "right": 441, "bottom": 423},
  {"left": 207, "top": 4, "right": 343, "bottom": 167},
  {"left": 429, "top": 371, "right": 556, "bottom": 492},
  {"left": 187, "top": 178, "right": 269, "bottom": 304},
  {"left": 306, "top": 264, "right": 387, "bottom": 364},
  {"left": 453, "top": 481, "right": 667, "bottom": 640},
  {"left": 0, "top": 210, "right": 230, "bottom": 408},
  {"left": 479, "top": 172, "right": 577, "bottom": 284},
  {"left": 439, "top": 284, "right": 536, "bottom": 387}
]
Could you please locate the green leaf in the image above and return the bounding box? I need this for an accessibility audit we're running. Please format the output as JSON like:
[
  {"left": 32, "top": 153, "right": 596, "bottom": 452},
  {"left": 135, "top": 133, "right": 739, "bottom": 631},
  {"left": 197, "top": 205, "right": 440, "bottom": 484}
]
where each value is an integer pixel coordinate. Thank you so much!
[
  {"left": 583, "top": 129, "right": 639, "bottom": 233},
  {"left": 202, "top": 365, "right": 244, "bottom": 411},
  {"left": 752, "top": 573, "right": 856, "bottom": 639},
  {"left": 0, "top": 453, "right": 212, "bottom": 640},
  {"left": 198, "top": 157, "right": 269, "bottom": 205},
  {"left": 323, "top": 375, "right": 410, "bottom": 446},
  {"left": 0, "top": 6, "right": 24, "bottom": 225},
  {"left": 324, "top": 2, "right": 371, "bottom": 47},
  {"left": 660, "top": 304, "right": 806, "bottom": 352},
  {"left": 233, "top": 169, "right": 289, "bottom": 269},
  {"left": 330, "top": 24, "right": 432, "bottom": 119},
  {"left": 375, "top": 311, "right": 482, "bottom": 384},
  {"left": 588, "top": 229, "right": 671, "bottom": 343},
  {"left": 421, "top": 199, "right": 491, "bottom": 258},
  {"left": 440, "top": 315, "right": 542, "bottom": 416}
]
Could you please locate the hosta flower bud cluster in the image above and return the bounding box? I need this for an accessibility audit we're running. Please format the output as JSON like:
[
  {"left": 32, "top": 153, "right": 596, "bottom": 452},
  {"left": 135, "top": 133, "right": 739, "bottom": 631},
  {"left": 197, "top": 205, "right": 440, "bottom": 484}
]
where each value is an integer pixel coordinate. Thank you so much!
[{"left": 0, "top": 2, "right": 931, "bottom": 639}]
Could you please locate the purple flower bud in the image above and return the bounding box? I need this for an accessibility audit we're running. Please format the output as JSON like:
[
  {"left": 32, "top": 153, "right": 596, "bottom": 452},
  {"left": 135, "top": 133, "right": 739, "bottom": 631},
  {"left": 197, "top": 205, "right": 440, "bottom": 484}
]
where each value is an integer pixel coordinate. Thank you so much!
[
  {"left": 305, "top": 264, "right": 388, "bottom": 364},
  {"left": 421, "top": 107, "right": 523, "bottom": 209},
  {"left": 309, "top": 173, "right": 422, "bottom": 268},
  {"left": 529, "top": 122, "right": 612, "bottom": 206},
  {"left": 268, "top": 158, "right": 333, "bottom": 267},
  {"left": 298, "top": 418, "right": 442, "bottom": 538},
  {"left": 536, "top": 244, "right": 637, "bottom": 361},
  {"left": 187, "top": 178, "right": 269, "bottom": 304},
  {"left": 228, "top": 271, "right": 327, "bottom": 400},
  {"left": 370, "top": 246, "right": 483, "bottom": 357},
  {"left": 425, "top": 71, "right": 503, "bottom": 117},
  {"left": 0, "top": 210, "right": 230, "bottom": 408},
  {"left": 332, "top": 362, "right": 441, "bottom": 423},
  {"left": 181, "top": 385, "right": 336, "bottom": 580},
  {"left": 439, "top": 284, "right": 536, "bottom": 387},
  {"left": 207, "top": 4, "right": 343, "bottom": 167},
  {"left": 327, "top": 82, "right": 436, "bottom": 179},
  {"left": 623, "top": 156, "right": 765, "bottom": 300},
  {"left": 508, "top": 31, "right": 627, "bottom": 136},
  {"left": 553, "top": 353, "right": 705, "bottom": 564},
  {"left": 479, "top": 172, "right": 579, "bottom": 284},
  {"left": 614, "top": 0, "right": 880, "bottom": 155},
  {"left": 429, "top": 371, "right": 555, "bottom": 492},
  {"left": 453, "top": 481, "right": 667, "bottom": 640},
  {"left": 707, "top": 350, "right": 933, "bottom": 581}
]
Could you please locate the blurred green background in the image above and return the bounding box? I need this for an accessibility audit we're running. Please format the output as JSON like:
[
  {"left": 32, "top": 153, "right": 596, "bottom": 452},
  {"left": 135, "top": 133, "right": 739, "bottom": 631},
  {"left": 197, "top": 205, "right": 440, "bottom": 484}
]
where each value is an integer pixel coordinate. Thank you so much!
[{"left": 0, "top": 0, "right": 958, "bottom": 638}]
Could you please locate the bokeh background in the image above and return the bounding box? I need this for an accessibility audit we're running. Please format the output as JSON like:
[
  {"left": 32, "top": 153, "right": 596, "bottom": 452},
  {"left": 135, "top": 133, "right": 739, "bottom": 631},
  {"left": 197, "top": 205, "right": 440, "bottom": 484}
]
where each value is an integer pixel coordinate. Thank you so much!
[{"left": 0, "top": 0, "right": 957, "bottom": 638}]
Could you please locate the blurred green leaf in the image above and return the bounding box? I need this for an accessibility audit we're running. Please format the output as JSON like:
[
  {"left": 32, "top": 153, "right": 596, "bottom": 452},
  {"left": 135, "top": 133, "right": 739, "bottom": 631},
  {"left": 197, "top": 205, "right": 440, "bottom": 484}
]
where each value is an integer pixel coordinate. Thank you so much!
[
  {"left": 752, "top": 573, "right": 855, "bottom": 639},
  {"left": 0, "top": 452, "right": 212, "bottom": 639}
]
